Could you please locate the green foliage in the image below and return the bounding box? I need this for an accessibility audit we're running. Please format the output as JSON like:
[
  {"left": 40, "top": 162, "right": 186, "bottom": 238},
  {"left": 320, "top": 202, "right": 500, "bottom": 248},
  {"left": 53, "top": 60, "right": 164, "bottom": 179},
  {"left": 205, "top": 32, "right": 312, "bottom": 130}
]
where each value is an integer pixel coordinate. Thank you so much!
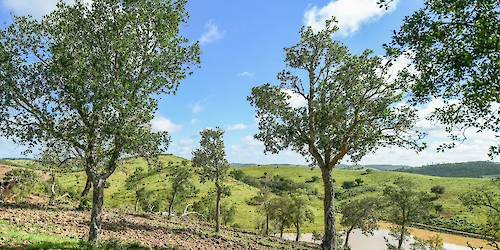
[
  {"left": 4, "top": 168, "right": 40, "bottom": 200},
  {"left": 192, "top": 128, "right": 231, "bottom": 232},
  {"left": 193, "top": 128, "right": 230, "bottom": 185},
  {"left": 410, "top": 235, "right": 444, "bottom": 250},
  {"left": 383, "top": 177, "right": 433, "bottom": 249},
  {"left": 431, "top": 185, "right": 445, "bottom": 196},
  {"left": 79, "top": 195, "right": 93, "bottom": 211},
  {"left": 460, "top": 179, "right": 500, "bottom": 245},
  {"left": 386, "top": 0, "right": 500, "bottom": 157},
  {"left": 341, "top": 181, "right": 357, "bottom": 190},
  {"left": 248, "top": 18, "right": 424, "bottom": 249},
  {"left": 340, "top": 197, "right": 382, "bottom": 245},
  {"left": 0, "top": 0, "right": 200, "bottom": 241},
  {"left": 167, "top": 163, "right": 197, "bottom": 216},
  {"left": 192, "top": 195, "right": 236, "bottom": 226}
]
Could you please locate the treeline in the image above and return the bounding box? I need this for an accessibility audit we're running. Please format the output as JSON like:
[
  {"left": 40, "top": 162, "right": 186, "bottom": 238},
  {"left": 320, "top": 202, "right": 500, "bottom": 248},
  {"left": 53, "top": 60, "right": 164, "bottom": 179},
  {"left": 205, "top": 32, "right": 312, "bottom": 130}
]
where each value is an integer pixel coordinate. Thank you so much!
[{"left": 395, "top": 161, "right": 500, "bottom": 178}]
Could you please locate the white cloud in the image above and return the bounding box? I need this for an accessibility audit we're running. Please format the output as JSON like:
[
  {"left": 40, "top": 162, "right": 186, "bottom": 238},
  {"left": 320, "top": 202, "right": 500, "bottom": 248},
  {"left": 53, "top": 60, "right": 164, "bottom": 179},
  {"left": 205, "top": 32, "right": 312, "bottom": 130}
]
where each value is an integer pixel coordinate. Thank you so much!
[
  {"left": 383, "top": 54, "right": 416, "bottom": 84},
  {"left": 303, "top": 0, "right": 399, "bottom": 36},
  {"left": 179, "top": 139, "right": 194, "bottom": 146},
  {"left": 199, "top": 20, "right": 225, "bottom": 45},
  {"left": 282, "top": 89, "right": 307, "bottom": 109},
  {"left": 151, "top": 115, "right": 182, "bottom": 133},
  {"left": 190, "top": 118, "right": 198, "bottom": 125},
  {"left": 241, "top": 135, "right": 263, "bottom": 147},
  {"left": 237, "top": 71, "right": 254, "bottom": 78},
  {"left": 228, "top": 123, "right": 248, "bottom": 131},
  {"left": 189, "top": 103, "right": 205, "bottom": 114},
  {"left": 1, "top": 0, "right": 92, "bottom": 20}
]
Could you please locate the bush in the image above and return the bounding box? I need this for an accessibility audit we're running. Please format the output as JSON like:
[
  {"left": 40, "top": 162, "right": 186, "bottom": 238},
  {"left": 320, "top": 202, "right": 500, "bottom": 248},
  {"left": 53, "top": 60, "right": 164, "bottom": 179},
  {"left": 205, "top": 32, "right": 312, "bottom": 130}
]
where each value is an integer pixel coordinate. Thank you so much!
[
  {"left": 79, "top": 196, "right": 92, "bottom": 211},
  {"left": 4, "top": 168, "right": 40, "bottom": 200},
  {"left": 341, "top": 181, "right": 357, "bottom": 190}
]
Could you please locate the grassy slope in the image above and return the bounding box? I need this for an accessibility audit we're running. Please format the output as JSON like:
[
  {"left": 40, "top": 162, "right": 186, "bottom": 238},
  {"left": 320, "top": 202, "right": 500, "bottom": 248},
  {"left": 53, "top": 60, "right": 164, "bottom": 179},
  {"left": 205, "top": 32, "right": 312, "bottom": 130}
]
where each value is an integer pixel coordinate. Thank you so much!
[
  {"left": 239, "top": 165, "right": 491, "bottom": 231},
  {"left": 4, "top": 156, "right": 492, "bottom": 233},
  {"left": 395, "top": 161, "right": 500, "bottom": 177}
]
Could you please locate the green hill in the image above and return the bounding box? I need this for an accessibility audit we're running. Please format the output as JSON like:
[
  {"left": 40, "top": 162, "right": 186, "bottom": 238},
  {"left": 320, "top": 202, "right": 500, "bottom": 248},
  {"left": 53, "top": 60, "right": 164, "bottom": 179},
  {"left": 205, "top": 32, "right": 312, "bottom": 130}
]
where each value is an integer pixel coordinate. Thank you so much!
[
  {"left": 1, "top": 155, "right": 494, "bottom": 235},
  {"left": 395, "top": 161, "right": 500, "bottom": 178}
]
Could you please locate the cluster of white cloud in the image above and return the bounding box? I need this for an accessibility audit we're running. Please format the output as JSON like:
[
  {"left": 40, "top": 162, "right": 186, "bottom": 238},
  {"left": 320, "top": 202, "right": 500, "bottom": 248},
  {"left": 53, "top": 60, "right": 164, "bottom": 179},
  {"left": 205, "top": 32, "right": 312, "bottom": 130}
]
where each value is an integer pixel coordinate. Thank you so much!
[
  {"left": 1, "top": 0, "right": 92, "bottom": 19},
  {"left": 199, "top": 20, "right": 225, "bottom": 45},
  {"left": 189, "top": 102, "right": 205, "bottom": 114},
  {"left": 227, "top": 123, "right": 247, "bottom": 131},
  {"left": 303, "top": 0, "right": 399, "bottom": 36},
  {"left": 151, "top": 114, "right": 182, "bottom": 133},
  {"left": 282, "top": 89, "right": 307, "bottom": 109},
  {"left": 237, "top": 71, "right": 254, "bottom": 78}
]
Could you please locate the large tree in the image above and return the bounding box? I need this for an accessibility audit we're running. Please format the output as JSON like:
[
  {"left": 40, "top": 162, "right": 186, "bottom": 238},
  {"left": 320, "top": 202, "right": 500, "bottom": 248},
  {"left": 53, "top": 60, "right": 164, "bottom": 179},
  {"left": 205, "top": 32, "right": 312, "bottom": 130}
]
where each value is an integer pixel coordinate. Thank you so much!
[
  {"left": 248, "top": 19, "right": 423, "bottom": 250},
  {"left": 192, "top": 128, "right": 230, "bottom": 233},
  {"left": 386, "top": 0, "right": 499, "bottom": 157},
  {"left": 0, "top": 0, "right": 200, "bottom": 242}
]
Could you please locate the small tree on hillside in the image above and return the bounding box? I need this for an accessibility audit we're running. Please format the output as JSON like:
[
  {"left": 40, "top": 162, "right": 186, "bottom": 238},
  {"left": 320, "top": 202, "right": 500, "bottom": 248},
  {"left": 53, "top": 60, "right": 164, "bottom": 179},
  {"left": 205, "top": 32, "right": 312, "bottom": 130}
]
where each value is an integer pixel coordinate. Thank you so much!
[
  {"left": 289, "top": 193, "right": 315, "bottom": 242},
  {"left": 125, "top": 167, "right": 147, "bottom": 212},
  {"left": 251, "top": 188, "right": 273, "bottom": 235},
  {"left": 166, "top": 162, "right": 197, "bottom": 217},
  {"left": 340, "top": 197, "right": 382, "bottom": 250},
  {"left": 383, "top": 178, "right": 433, "bottom": 250},
  {"left": 192, "top": 128, "right": 230, "bottom": 232},
  {"left": 0, "top": 0, "right": 200, "bottom": 242},
  {"left": 248, "top": 19, "right": 424, "bottom": 250},
  {"left": 430, "top": 185, "right": 445, "bottom": 198},
  {"left": 269, "top": 195, "right": 293, "bottom": 238}
]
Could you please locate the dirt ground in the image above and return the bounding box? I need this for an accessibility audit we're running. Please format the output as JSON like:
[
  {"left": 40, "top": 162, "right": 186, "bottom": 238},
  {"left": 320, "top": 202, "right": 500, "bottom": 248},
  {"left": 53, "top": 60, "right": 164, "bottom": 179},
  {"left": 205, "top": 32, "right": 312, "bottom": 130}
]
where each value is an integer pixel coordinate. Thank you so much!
[{"left": 0, "top": 202, "right": 318, "bottom": 250}]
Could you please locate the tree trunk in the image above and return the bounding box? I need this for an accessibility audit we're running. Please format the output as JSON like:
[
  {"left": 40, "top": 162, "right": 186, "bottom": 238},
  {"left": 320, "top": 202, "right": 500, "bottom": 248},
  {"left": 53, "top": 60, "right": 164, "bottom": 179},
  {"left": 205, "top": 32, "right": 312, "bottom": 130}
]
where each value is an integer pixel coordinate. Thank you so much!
[
  {"left": 343, "top": 228, "right": 353, "bottom": 250},
  {"left": 215, "top": 185, "right": 221, "bottom": 232},
  {"left": 168, "top": 191, "right": 177, "bottom": 217},
  {"left": 49, "top": 174, "right": 56, "bottom": 205},
  {"left": 321, "top": 167, "right": 337, "bottom": 250},
  {"left": 265, "top": 213, "right": 269, "bottom": 235},
  {"left": 81, "top": 176, "right": 92, "bottom": 197},
  {"left": 295, "top": 223, "right": 300, "bottom": 242},
  {"left": 135, "top": 183, "right": 139, "bottom": 212},
  {"left": 88, "top": 177, "right": 105, "bottom": 242},
  {"left": 397, "top": 225, "right": 405, "bottom": 250},
  {"left": 280, "top": 224, "right": 284, "bottom": 238}
]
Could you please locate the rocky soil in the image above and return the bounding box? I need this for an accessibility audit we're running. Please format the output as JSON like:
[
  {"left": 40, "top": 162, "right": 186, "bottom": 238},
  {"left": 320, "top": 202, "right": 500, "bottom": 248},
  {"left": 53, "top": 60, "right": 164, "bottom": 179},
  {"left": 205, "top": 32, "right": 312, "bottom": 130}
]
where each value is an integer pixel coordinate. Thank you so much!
[{"left": 0, "top": 202, "right": 318, "bottom": 249}]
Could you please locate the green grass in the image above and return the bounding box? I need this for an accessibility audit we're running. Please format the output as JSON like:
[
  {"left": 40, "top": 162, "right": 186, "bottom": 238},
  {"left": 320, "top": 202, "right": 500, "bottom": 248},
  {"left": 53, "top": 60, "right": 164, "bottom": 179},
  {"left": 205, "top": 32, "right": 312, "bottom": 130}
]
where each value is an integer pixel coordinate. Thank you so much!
[
  {"left": 4, "top": 155, "right": 493, "bottom": 233},
  {"left": 0, "top": 220, "right": 78, "bottom": 249}
]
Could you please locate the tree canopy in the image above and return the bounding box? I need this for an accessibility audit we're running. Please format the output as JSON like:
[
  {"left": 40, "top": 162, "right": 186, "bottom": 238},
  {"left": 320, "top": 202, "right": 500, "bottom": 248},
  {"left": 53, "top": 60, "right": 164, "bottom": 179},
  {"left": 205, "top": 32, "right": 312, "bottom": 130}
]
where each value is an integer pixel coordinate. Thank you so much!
[
  {"left": 0, "top": 0, "right": 200, "bottom": 242},
  {"left": 386, "top": 0, "right": 499, "bottom": 157},
  {"left": 248, "top": 19, "right": 423, "bottom": 250},
  {"left": 192, "top": 128, "right": 230, "bottom": 232}
]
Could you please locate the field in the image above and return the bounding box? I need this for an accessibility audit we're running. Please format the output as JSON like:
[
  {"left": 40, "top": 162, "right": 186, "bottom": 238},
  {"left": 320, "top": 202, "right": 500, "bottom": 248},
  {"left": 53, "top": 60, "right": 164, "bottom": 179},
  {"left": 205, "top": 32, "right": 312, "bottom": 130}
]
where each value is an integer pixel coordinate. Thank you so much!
[
  {"left": 0, "top": 155, "right": 498, "bottom": 246},
  {"left": 1, "top": 155, "right": 493, "bottom": 234}
]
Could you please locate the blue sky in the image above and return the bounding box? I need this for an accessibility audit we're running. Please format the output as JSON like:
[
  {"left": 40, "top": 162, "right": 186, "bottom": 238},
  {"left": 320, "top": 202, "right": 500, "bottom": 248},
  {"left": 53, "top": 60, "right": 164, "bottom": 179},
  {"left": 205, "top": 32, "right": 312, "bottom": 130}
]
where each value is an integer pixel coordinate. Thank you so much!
[{"left": 0, "top": 0, "right": 497, "bottom": 166}]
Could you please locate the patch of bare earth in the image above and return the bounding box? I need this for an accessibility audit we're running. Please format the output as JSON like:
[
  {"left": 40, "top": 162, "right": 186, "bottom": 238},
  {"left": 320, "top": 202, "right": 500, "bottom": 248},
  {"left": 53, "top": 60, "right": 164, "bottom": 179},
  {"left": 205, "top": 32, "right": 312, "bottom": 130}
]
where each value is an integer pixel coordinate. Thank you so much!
[{"left": 0, "top": 202, "right": 318, "bottom": 249}]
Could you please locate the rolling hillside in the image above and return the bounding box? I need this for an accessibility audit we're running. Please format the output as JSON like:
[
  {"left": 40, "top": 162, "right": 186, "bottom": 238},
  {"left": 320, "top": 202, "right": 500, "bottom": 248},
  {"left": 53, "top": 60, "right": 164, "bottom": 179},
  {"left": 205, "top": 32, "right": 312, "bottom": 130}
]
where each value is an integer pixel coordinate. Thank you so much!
[
  {"left": 395, "top": 161, "right": 500, "bottom": 178},
  {"left": 1, "top": 155, "right": 495, "bottom": 234}
]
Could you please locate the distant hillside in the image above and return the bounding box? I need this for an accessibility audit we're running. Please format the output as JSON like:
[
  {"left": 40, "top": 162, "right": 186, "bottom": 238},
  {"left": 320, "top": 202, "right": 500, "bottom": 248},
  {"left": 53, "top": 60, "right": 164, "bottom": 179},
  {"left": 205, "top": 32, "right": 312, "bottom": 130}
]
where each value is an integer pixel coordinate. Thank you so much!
[
  {"left": 231, "top": 163, "right": 408, "bottom": 171},
  {"left": 395, "top": 161, "right": 500, "bottom": 178},
  {"left": 363, "top": 164, "right": 410, "bottom": 171}
]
